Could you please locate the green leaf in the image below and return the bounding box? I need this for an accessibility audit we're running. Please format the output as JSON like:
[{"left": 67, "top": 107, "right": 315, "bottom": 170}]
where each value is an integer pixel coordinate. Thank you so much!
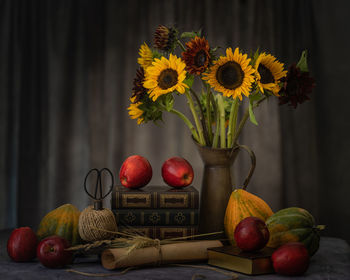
[
  {"left": 183, "top": 74, "right": 194, "bottom": 88},
  {"left": 164, "top": 94, "right": 174, "bottom": 112},
  {"left": 296, "top": 50, "right": 309, "bottom": 72},
  {"left": 250, "top": 47, "right": 260, "bottom": 65},
  {"left": 249, "top": 101, "right": 258, "bottom": 126},
  {"left": 249, "top": 92, "right": 263, "bottom": 103},
  {"left": 152, "top": 50, "right": 162, "bottom": 59},
  {"left": 180, "top": 32, "right": 197, "bottom": 39},
  {"left": 196, "top": 28, "right": 202, "bottom": 37}
]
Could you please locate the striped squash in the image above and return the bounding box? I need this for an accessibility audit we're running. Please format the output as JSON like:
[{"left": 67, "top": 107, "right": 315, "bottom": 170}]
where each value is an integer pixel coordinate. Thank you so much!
[
  {"left": 266, "top": 207, "right": 322, "bottom": 256},
  {"left": 224, "top": 189, "right": 274, "bottom": 245},
  {"left": 37, "top": 204, "right": 82, "bottom": 246}
]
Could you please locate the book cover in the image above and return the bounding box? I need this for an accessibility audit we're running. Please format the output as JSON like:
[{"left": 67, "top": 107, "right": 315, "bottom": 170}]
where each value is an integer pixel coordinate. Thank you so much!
[
  {"left": 208, "top": 246, "right": 275, "bottom": 275},
  {"left": 114, "top": 209, "right": 199, "bottom": 226},
  {"left": 112, "top": 185, "right": 199, "bottom": 209},
  {"left": 118, "top": 226, "right": 198, "bottom": 240}
]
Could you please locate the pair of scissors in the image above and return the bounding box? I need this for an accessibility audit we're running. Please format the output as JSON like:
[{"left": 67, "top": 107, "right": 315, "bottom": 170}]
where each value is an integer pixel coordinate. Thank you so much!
[{"left": 84, "top": 168, "right": 114, "bottom": 210}]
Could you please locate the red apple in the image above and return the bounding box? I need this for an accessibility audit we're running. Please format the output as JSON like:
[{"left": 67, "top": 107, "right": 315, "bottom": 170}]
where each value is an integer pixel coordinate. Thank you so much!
[
  {"left": 161, "top": 157, "right": 194, "bottom": 188},
  {"left": 271, "top": 242, "right": 310, "bottom": 276},
  {"left": 234, "top": 216, "right": 269, "bottom": 252},
  {"left": 7, "top": 227, "right": 38, "bottom": 262},
  {"left": 119, "top": 155, "right": 152, "bottom": 188},
  {"left": 37, "top": 235, "right": 73, "bottom": 268}
]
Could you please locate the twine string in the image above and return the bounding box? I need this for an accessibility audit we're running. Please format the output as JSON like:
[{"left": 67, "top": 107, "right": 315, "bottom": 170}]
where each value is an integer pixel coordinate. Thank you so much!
[
  {"left": 68, "top": 227, "right": 236, "bottom": 279},
  {"left": 173, "top": 264, "right": 238, "bottom": 280},
  {"left": 192, "top": 274, "right": 206, "bottom": 280},
  {"left": 66, "top": 266, "right": 134, "bottom": 277},
  {"left": 87, "top": 226, "right": 224, "bottom": 244},
  {"left": 67, "top": 264, "right": 238, "bottom": 279},
  {"left": 78, "top": 207, "right": 117, "bottom": 241},
  {"left": 154, "top": 238, "right": 163, "bottom": 266}
]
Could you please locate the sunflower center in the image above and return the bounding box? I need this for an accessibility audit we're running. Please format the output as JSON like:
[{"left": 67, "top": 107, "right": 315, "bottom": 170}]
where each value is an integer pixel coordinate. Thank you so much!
[
  {"left": 194, "top": 50, "right": 208, "bottom": 67},
  {"left": 258, "top": 64, "right": 274, "bottom": 84},
  {"left": 216, "top": 61, "right": 244, "bottom": 89},
  {"left": 158, "top": 69, "right": 178, "bottom": 89}
]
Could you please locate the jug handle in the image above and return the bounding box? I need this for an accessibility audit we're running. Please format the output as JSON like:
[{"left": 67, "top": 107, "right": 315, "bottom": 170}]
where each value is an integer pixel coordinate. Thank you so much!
[{"left": 231, "top": 144, "right": 256, "bottom": 190}]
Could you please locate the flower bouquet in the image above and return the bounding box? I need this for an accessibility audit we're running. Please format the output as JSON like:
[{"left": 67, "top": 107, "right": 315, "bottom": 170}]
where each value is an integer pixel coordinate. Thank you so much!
[
  {"left": 128, "top": 25, "right": 315, "bottom": 233},
  {"left": 128, "top": 25, "right": 315, "bottom": 149}
]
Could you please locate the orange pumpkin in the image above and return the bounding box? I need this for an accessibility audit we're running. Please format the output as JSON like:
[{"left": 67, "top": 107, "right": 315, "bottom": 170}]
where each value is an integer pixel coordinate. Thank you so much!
[{"left": 224, "top": 189, "right": 273, "bottom": 244}]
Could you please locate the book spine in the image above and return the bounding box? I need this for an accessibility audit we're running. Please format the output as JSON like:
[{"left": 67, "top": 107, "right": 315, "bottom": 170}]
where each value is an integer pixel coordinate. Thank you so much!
[
  {"left": 114, "top": 189, "right": 199, "bottom": 209},
  {"left": 118, "top": 226, "right": 198, "bottom": 240},
  {"left": 157, "top": 191, "right": 199, "bottom": 209},
  {"left": 114, "top": 209, "right": 199, "bottom": 226}
]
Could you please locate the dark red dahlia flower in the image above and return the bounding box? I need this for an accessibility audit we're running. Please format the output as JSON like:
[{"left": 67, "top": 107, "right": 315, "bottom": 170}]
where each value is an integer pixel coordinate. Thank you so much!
[
  {"left": 279, "top": 64, "right": 315, "bottom": 108},
  {"left": 131, "top": 68, "right": 147, "bottom": 103},
  {"left": 182, "top": 37, "right": 211, "bottom": 75}
]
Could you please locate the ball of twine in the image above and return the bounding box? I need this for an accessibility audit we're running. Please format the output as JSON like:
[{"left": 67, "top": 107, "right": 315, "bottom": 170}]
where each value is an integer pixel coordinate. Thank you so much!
[{"left": 78, "top": 206, "right": 117, "bottom": 242}]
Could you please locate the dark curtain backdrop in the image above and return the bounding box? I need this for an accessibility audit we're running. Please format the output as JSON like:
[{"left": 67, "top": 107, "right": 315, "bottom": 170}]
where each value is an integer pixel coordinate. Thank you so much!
[{"left": 1, "top": 0, "right": 350, "bottom": 242}]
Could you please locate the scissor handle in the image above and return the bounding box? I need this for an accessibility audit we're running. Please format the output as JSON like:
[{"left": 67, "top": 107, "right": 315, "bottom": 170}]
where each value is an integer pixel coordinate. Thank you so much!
[{"left": 84, "top": 168, "right": 114, "bottom": 201}]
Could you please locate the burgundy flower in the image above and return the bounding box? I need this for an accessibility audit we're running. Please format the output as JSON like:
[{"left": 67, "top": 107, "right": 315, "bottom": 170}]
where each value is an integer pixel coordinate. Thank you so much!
[
  {"left": 278, "top": 64, "right": 315, "bottom": 108},
  {"left": 182, "top": 36, "right": 211, "bottom": 75},
  {"left": 131, "top": 68, "right": 147, "bottom": 103},
  {"left": 154, "top": 25, "right": 177, "bottom": 51}
]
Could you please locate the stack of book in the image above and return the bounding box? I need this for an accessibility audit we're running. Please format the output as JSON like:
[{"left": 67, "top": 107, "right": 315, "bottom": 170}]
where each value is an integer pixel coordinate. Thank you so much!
[{"left": 111, "top": 185, "right": 199, "bottom": 239}]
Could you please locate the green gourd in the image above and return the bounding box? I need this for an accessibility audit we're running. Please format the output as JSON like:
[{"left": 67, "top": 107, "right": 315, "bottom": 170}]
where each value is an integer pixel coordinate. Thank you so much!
[
  {"left": 266, "top": 207, "right": 324, "bottom": 256},
  {"left": 37, "top": 204, "right": 82, "bottom": 246}
]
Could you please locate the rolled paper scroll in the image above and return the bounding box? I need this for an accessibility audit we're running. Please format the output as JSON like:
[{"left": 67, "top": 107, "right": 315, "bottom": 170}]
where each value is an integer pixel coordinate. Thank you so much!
[{"left": 101, "top": 240, "right": 223, "bottom": 270}]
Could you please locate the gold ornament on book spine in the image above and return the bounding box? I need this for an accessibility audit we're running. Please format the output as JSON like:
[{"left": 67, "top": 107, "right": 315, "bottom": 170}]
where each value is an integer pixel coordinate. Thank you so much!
[{"left": 123, "top": 194, "right": 151, "bottom": 208}]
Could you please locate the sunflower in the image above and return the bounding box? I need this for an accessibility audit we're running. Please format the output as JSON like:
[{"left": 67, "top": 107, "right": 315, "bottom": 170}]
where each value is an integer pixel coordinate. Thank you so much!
[
  {"left": 137, "top": 43, "right": 153, "bottom": 70},
  {"left": 127, "top": 96, "right": 144, "bottom": 124},
  {"left": 182, "top": 36, "right": 210, "bottom": 75},
  {"left": 203, "top": 47, "right": 255, "bottom": 100},
  {"left": 143, "top": 54, "right": 188, "bottom": 101},
  {"left": 254, "top": 53, "right": 287, "bottom": 96},
  {"left": 154, "top": 25, "right": 177, "bottom": 51},
  {"left": 131, "top": 68, "right": 147, "bottom": 103}
]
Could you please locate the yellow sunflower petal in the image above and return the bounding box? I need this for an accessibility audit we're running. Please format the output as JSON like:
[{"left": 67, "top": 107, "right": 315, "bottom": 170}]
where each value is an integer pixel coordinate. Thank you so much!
[
  {"left": 203, "top": 47, "right": 254, "bottom": 99},
  {"left": 137, "top": 43, "right": 153, "bottom": 70},
  {"left": 254, "top": 52, "right": 287, "bottom": 96},
  {"left": 177, "top": 85, "right": 186, "bottom": 94},
  {"left": 128, "top": 99, "right": 144, "bottom": 125},
  {"left": 142, "top": 54, "right": 187, "bottom": 100},
  {"left": 143, "top": 79, "right": 157, "bottom": 89}
]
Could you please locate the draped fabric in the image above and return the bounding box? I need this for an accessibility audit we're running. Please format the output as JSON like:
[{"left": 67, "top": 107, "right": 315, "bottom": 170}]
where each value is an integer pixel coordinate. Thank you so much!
[{"left": 0, "top": 0, "right": 349, "bottom": 242}]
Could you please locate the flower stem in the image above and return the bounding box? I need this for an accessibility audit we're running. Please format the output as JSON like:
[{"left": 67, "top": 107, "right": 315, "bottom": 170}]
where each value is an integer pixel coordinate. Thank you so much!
[
  {"left": 232, "top": 109, "right": 249, "bottom": 147},
  {"left": 169, "top": 108, "right": 200, "bottom": 143},
  {"left": 227, "top": 98, "right": 239, "bottom": 148},
  {"left": 231, "top": 101, "right": 240, "bottom": 146},
  {"left": 232, "top": 96, "right": 267, "bottom": 146},
  {"left": 190, "top": 88, "right": 210, "bottom": 146},
  {"left": 177, "top": 39, "right": 186, "bottom": 52},
  {"left": 185, "top": 90, "right": 205, "bottom": 145},
  {"left": 212, "top": 107, "right": 220, "bottom": 148},
  {"left": 211, "top": 94, "right": 219, "bottom": 148},
  {"left": 206, "top": 84, "right": 213, "bottom": 144},
  {"left": 217, "top": 94, "right": 226, "bottom": 148}
]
